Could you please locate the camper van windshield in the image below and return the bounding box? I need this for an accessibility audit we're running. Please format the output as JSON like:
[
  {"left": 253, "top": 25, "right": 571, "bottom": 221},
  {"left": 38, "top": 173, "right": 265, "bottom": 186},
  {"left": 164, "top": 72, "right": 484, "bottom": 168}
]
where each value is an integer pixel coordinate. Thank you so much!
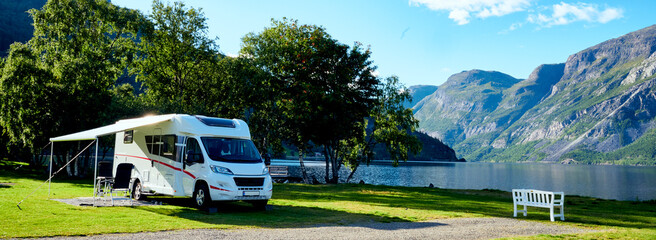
[{"left": 201, "top": 137, "right": 262, "bottom": 163}]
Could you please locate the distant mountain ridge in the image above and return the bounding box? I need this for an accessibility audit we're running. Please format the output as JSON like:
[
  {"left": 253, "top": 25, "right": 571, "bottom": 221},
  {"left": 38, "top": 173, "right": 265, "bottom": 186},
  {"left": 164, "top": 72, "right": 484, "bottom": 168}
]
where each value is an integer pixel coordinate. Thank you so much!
[
  {"left": 0, "top": 0, "right": 46, "bottom": 56},
  {"left": 404, "top": 85, "right": 437, "bottom": 109},
  {"left": 413, "top": 24, "right": 656, "bottom": 165}
]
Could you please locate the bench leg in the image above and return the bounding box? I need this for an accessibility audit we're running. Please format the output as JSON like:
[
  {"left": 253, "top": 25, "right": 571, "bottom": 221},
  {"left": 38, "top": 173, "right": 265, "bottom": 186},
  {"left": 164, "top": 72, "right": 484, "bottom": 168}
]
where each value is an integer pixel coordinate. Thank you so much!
[
  {"left": 514, "top": 204, "right": 529, "bottom": 218},
  {"left": 560, "top": 205, "right": 565, "bottom": 221},
  {"left": 550, "top": 207, "right": 554, "bottom": 222}
]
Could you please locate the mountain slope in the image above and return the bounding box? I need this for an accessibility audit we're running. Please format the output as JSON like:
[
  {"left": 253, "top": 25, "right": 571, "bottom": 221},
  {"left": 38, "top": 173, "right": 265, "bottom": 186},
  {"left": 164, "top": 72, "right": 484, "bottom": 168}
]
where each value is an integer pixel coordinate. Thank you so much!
[
  {"left": 416, "top": 24, "right": 656, "bottom": 165},
  {"left": 414, "top": 70, "right": 521, "bottom": 146},
  {"left": 0, "top": 0, "right": 46, "bottom": 56}
]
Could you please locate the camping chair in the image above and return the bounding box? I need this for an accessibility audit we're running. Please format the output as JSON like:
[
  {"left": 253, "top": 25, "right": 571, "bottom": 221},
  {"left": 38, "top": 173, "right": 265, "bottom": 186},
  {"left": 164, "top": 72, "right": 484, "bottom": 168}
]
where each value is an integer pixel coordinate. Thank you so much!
[
  {"left": 93, "top": 161, "right": 114, "bottom": 205},
  {"left": 107, "top": 163, "right": 134, "bottom": 206}
]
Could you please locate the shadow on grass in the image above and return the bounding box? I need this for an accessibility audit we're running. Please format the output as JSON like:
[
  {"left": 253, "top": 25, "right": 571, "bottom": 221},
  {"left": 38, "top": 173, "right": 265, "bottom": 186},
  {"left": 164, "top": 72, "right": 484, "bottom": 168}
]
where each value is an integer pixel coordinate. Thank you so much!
[
  {"left": 4, "top": 167, "right": 655, "bottom": 231},
  {"left": 273, "top": 183, "right": 656, "bottom": 229},
  {"left": 132, "top": 197, "right": 434, "bottom": 229}
]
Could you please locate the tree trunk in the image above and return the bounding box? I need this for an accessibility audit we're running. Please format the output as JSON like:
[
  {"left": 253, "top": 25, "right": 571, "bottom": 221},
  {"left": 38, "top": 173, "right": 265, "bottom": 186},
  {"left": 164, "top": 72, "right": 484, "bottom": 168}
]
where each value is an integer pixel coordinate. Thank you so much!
[
  {"left": 328, "top": 145, "right": 340, "bottom": 183},
  {"left": 298, "top": 147, "right": 310, "bottom": 184},
  {"left": 65, "top": 150, "right": 72, "bottom": 177},
  {"left": 324, "top": 146, "right": 330, "bottom": 183},
  {"left": 346, "top": 163, "right": 359, "bottom": 183}
]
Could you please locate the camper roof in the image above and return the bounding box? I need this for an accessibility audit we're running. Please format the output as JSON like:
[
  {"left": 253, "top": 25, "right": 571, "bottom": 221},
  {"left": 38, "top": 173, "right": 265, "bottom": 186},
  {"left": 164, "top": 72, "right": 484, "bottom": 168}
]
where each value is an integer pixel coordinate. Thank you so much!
[{"left": 50, "top": 114, "right": 249, "bottom": 142}]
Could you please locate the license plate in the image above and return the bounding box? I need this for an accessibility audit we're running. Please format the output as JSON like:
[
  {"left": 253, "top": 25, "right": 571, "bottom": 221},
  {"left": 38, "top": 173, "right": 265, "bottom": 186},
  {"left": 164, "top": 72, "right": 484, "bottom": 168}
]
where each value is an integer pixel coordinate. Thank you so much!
[{"left": 243, "top": 191, "right": 260, "bottom": 196}]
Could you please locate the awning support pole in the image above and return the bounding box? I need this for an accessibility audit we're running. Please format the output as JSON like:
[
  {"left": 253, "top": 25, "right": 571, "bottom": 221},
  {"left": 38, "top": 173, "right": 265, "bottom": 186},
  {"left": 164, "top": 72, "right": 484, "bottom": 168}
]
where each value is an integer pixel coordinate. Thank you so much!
[
  {"left": 93, "top": 138, "right": 98, "bottom": 202},
  {"left": 49, "top": 142, "right": 53, "bottom": 199}
]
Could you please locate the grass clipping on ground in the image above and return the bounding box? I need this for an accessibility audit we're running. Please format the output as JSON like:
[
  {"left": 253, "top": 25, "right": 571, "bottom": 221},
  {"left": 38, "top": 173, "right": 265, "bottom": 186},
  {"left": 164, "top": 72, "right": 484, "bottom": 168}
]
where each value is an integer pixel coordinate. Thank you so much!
[{"left": 1, "top": 166, "right": 655, "bottom": 239}]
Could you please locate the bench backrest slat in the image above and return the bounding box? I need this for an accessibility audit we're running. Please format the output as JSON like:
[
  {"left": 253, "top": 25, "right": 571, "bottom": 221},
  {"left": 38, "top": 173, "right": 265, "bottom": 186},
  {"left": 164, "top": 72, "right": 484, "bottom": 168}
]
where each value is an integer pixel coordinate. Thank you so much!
[{"left": 514, "top": 189, "right": 556, "bottom": 205}]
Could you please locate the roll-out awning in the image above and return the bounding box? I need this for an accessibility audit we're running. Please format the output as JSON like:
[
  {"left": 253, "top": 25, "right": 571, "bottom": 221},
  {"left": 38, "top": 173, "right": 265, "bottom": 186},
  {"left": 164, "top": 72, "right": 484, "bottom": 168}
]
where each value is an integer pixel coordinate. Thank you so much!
[{"left": 49, "top": 114, "right": 176, "bottom": 142}]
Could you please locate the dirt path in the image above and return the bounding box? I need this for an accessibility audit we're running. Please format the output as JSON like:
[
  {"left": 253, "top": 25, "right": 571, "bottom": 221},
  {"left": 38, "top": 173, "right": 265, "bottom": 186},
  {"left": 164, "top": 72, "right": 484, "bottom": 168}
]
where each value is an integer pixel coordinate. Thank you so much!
[{"left": 39, "top": 217, "right": 594, "bottom": 240}]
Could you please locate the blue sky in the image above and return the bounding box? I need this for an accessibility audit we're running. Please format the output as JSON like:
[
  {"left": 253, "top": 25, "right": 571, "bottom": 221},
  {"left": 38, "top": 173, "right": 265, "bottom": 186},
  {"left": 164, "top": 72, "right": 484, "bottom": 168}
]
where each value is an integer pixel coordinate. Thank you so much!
[{"left": 111, "top": 0, "right": 655, "bottom": 87}]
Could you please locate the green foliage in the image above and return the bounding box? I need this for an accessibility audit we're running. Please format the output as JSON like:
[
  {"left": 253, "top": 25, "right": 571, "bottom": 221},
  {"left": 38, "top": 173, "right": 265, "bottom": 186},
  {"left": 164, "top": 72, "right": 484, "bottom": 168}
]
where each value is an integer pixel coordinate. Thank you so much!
[
  {"left": 343, "top": 76, "right": 422, "bottom": 168},
  {"left": 0, "top": 43, "right": 58, "bottom": 155},
  {"left": 241, "top": 18, "right": 420, "bottom": 183},
  {"left": 373, "top": 131, "right": 457, "bottom": 161},
  {"left": 133, "top": 0, "right": 219, "bottom": 114},
  {"left": 0, "top": 0, "right": 150, "bottom": 172},
  {"left": 0, "top": 1, "right": 431, "bottom": 178},
  {"left": 241, "top": 18, "right": 378, "bottom": 147}
]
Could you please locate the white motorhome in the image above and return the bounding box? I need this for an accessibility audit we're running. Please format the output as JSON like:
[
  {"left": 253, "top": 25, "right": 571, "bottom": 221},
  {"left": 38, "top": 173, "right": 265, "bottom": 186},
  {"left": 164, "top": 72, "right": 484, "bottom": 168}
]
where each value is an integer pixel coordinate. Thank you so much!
[{"left": 113, "top": 114, "right": 272, "bottom": 209}]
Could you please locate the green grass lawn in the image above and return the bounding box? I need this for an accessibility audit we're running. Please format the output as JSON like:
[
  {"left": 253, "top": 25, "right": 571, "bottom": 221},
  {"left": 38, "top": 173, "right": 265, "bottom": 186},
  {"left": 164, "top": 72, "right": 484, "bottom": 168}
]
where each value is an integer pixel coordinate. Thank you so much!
[{"left": 1, "top": 162, "right": 654, "bottom": 239}]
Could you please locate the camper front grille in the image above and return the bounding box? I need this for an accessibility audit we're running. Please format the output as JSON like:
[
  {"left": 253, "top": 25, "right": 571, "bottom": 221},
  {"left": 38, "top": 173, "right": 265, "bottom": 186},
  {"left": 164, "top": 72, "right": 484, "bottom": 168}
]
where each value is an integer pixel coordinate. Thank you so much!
[{"left": 233, "top": 177, "right": 264, "bottom": 186}]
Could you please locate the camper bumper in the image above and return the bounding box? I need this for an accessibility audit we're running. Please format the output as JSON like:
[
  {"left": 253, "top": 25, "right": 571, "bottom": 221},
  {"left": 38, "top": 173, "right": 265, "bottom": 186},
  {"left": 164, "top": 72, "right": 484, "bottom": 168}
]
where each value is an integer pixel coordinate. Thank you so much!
[{"left": 209, "top": 175, "right": 273, "bottom": 201}]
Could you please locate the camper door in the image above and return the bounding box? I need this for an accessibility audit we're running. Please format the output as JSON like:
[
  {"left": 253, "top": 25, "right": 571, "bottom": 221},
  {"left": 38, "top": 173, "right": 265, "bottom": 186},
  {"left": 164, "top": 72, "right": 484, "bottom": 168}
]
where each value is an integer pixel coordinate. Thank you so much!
[
  {"left": 145, "top": 131, "right": 179, "bottom": 194},
  {"left": 182, "top": 137, "right": 204, "bottom": 196}
]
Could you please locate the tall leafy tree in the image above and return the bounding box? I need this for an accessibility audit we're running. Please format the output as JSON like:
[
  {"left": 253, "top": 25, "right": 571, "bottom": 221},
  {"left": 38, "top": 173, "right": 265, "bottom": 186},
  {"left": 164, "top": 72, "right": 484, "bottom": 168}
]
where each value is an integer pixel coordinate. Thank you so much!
[
  {"left": 343, "top": 76, "right": 422, "bottom": 182},
  {"left": 241, "top": 19, "right": 321, "bottom": 183},
  {"left": 133, "top": 0, "right": 219, "bottom": 114},
  {"left": 209, "top": 56, "right": 285, "bottom": 154},
  {"left": 0, "top": 43, "right": 58, "bottom": 157},
  {"left": 241, "top": 18, "right": 386, "bottom": 183},
  {"left": 0, "top": 0, "right": 144, "bottom": 164}
]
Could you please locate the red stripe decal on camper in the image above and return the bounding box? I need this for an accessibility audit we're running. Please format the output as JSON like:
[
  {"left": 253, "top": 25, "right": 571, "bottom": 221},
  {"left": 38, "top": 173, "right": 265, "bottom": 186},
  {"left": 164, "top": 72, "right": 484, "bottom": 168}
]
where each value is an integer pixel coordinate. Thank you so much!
[
  {"left": 210, "top": 185, "right": 230, "bottom": 192},
  {"left": 153, "top": 159, "right": 181, "bottom": 171},
  {"left": 115, "top": 154, "right": 193, "bottom": 178},
  {"left": 183, "top": 170, "right": 196, "bottom": 179}
]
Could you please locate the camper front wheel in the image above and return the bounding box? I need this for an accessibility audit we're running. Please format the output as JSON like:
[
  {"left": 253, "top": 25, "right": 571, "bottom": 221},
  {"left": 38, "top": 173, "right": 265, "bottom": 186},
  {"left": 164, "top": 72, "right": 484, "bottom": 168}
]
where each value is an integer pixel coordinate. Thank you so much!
[
  {"left": 132, "top": 180, "right": 146, "bottom": 201},
  {"left": 193, "top": 183, "right": 211, "bottom": 209}
]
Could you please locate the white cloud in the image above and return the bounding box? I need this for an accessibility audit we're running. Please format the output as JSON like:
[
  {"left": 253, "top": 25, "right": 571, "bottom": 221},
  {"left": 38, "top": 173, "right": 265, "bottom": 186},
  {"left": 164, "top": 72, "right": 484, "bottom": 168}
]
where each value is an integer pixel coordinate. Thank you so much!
[
  {"left": 498, "top": 22, "right": 523, "bottom": 34},
  {"left": 528, "top": 2, "right": 623, "bottom": 27},
  {"left": 409, "top": 0, "right": 532, "bottom": 25},
  {"left": 411, "top": 0, "right": 624, "bottom": 30}
]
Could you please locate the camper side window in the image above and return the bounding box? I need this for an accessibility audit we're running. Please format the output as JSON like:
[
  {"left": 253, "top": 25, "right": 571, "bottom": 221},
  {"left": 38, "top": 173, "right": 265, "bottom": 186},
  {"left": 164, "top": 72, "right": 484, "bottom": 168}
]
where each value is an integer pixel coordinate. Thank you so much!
[
  {"left": 123, "top": 130, "right": 133, "bottom": 144},
  {"left": 144, "top": 135, "right": 177, "bottom": 161},
  {"left": 160, "top": 135, "right": 176, "bottom": 160}
]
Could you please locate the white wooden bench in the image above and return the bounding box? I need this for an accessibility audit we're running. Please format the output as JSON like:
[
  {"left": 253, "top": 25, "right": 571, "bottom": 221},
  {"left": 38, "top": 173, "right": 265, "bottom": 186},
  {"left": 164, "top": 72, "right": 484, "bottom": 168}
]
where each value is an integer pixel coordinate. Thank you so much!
[
  {"left": 267, "top": 166, "right": 289, "bottom": 178},
  {"left": 512, "top": 189, "right": 565, "bottom": 221}
]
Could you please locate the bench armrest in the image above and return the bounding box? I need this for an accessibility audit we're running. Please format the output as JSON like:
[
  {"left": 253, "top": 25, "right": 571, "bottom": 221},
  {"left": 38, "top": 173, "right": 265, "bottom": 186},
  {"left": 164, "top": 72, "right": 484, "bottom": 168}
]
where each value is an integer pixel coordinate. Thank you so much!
[{"left": 553, "top": 192, "right": 565, "bottom": 202}]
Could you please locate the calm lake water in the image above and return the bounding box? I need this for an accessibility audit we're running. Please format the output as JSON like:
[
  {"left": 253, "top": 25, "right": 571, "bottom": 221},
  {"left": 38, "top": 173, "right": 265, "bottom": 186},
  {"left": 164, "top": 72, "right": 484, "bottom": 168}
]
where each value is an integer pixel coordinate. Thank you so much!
[{"left": 272, "top": 160, "right": 656, "bottom": 201}]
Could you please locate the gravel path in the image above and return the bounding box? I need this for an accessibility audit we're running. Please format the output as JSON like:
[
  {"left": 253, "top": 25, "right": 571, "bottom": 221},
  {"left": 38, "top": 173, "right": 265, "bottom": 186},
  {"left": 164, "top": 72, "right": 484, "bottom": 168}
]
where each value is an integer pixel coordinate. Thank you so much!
[{"left": 37, "top": 217, "right": 593, "bottom": 240}]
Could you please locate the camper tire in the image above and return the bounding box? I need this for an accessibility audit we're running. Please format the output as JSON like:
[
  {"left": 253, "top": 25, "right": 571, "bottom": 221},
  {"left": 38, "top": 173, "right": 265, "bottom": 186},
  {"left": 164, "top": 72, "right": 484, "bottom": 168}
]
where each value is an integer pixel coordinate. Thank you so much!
[
  {"left": 250, "top": 200, "right": 268, "bottom": 211},
  {"left": 193, "top": 183, "right": 211, "bottom": 209},
  {"left": 132, "top": 180, "right": 146, "bottom": 201}
]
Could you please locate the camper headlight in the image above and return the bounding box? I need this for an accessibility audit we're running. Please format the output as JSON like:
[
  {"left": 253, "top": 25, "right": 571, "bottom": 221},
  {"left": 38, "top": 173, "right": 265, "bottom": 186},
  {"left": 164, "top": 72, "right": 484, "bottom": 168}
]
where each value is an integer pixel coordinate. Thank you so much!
[
  {"left": 262, "top": 166, "right": 269, "bottom": 175},
  {"left": 210, "top": 165, "right": 234, "bottom": 175}
]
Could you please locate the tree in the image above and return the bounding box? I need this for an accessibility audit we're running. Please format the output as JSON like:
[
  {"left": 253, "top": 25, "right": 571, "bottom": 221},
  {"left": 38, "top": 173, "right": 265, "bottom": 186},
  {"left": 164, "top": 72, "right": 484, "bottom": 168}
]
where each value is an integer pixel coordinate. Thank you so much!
[
  {"left": 241, "top": 18, "right": 386, "bottom": 183},
  {"left": 210, "top": 56, "right": 285, "bottom": 155},
  {"left": 133, "top": 0, "right": 219, "bottom": 114},
  {"left": 343, "top": 76, "right": 422, "bottom": 182},
  {"left": 0, "top": 43, "right": 59, "bottom": 159},
  {"left": 0, "top": 0, "right": 144, "bottom": 169}
]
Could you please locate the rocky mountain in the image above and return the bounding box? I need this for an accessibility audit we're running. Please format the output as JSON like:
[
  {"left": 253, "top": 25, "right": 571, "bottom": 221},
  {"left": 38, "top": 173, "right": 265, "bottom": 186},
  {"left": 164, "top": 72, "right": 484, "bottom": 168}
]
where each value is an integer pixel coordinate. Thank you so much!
[
  {"left": 414, "top": 24, "right": 656, "bottom": 165},
  {"left": 414, "top": 70, "right": 521, "bottom": 146}
]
